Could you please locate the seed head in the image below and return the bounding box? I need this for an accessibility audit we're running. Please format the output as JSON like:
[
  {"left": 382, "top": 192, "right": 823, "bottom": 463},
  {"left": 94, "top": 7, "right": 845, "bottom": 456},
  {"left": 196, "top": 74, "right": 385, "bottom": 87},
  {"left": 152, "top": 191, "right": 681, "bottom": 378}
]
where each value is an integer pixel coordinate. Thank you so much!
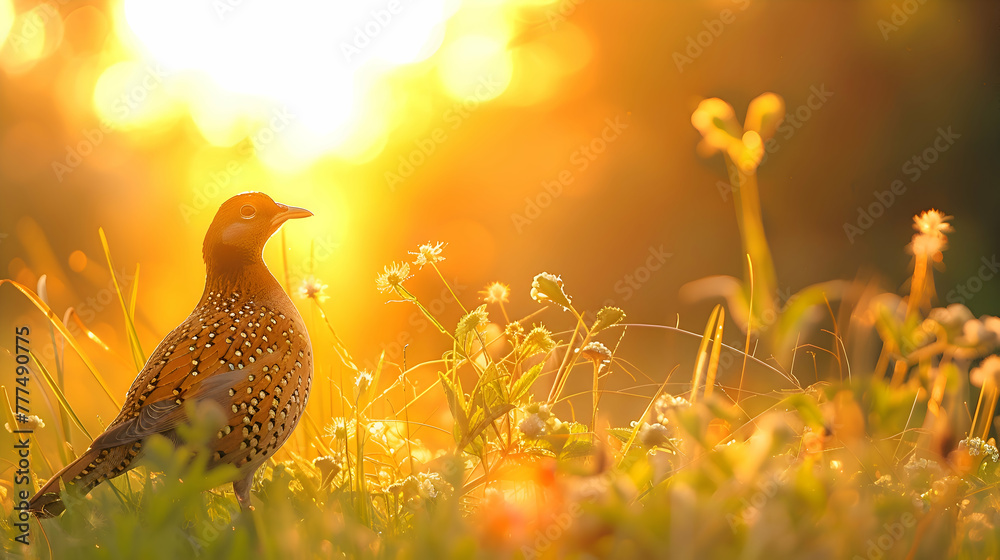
[
  {"left": 376, "top": 262, "right": 411, "bottom": 293},
  {"left": 298, "top": 275, "right": 329, "bottom": 303},
  {"left": 410, "top": 242, "right": 445, "bottom": 270}
]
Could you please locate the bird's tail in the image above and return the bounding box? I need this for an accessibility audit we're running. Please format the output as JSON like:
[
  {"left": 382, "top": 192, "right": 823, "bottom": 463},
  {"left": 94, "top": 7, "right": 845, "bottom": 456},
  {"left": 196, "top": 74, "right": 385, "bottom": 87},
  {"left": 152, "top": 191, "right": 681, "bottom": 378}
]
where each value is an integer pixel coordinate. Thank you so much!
[{"left": 28, "top": 442, "right": 137, "bottom": 518}]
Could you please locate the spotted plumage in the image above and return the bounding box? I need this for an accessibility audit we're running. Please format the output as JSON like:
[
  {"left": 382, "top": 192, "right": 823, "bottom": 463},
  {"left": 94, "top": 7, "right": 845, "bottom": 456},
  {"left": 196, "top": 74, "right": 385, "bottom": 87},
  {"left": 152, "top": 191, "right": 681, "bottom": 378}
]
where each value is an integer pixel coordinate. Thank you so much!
[{"left": 29, "top": 192, "right": 314, "bottom": 517}]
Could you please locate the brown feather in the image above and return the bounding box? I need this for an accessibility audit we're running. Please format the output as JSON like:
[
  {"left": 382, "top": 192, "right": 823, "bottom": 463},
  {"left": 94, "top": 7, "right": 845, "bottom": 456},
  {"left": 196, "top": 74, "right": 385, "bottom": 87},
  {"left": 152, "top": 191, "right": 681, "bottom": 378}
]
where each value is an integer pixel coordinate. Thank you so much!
[{"left": 29, "top": 192, "right": 314, "bottom": 517}]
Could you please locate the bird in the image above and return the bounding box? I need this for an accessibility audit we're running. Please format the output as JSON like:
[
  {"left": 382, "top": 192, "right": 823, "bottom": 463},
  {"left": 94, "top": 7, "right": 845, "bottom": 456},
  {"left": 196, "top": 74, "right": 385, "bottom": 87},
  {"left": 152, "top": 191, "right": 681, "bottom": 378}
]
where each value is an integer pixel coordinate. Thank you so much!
[{"left": 29, "top": 192, "right": 315, "bottom": 517}]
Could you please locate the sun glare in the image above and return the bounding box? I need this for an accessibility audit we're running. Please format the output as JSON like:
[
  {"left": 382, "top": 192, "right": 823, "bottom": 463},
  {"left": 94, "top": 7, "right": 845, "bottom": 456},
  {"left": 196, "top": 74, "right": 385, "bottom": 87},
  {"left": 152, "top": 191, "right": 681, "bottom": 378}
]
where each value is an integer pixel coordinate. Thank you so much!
[
  {"left": 0, "top": 0, "right": 13, "bottom": 48},
  {"left": 81, "top": 0, "right": 551, "bottom": 169}
]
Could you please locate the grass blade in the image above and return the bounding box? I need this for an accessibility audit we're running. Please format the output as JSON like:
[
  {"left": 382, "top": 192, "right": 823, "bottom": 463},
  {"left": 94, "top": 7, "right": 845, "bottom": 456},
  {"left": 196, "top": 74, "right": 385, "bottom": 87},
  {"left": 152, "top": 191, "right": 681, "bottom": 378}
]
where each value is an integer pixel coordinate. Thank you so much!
[
  {"left": 691, "top": 304, "right": 721, "bottom": 403},
  {"left": 704, "top": 307, "right": 725, "bottom": 399},
  {"left": 128, "top": 263, "right": 141, "bottom": 319},
  {"left": 1, "top": 279, "right": 121, "bottom": 408},
  {"left": 98, "top": 227, "right": 146, "bottom": 371},
  {"left": 30, "top": 352, "right": 94, "bottom": 441}
]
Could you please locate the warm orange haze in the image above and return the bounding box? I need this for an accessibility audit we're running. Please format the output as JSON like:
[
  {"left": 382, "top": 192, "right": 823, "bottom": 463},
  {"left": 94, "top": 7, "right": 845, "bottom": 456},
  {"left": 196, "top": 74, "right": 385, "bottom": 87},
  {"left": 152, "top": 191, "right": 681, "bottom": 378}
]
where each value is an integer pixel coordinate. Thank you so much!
[{"left": 1, "top": 1, "right": 999, "bottom": 558}]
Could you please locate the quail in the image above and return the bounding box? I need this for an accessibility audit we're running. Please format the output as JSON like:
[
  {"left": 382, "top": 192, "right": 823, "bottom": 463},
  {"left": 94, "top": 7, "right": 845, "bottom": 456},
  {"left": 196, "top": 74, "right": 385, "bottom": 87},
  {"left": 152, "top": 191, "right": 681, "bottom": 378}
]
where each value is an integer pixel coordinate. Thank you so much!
[{"left": 29, "top": 192, "right": 315, "bottom": 517}]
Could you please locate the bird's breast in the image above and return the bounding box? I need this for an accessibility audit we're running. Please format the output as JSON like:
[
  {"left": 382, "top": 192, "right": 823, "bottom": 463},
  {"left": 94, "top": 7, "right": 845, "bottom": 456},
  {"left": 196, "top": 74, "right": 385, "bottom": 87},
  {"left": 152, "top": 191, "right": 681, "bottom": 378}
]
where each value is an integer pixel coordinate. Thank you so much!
[{"left": 113, "top": 288, "right": 314, "bottom": 467}]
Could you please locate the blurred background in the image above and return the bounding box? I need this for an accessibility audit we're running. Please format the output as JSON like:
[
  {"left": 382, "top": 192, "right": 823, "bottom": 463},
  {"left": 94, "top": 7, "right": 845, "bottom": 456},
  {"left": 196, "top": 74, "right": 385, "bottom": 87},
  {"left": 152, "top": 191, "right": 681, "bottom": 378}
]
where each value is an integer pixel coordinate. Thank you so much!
[{"left": 1, "top": 0, "right": 998, "bottom": 446}]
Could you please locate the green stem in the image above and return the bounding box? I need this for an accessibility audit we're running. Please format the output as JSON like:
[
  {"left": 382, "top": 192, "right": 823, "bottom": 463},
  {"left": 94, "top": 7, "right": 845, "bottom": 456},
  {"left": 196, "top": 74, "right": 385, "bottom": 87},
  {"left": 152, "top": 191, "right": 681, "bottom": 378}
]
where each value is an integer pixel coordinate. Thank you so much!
[
  {"left": 591, "top": 362, "right": 602, "bottom": 434},
  {"left": 394, "top": 285, "right": 455, "bottom": 341},
  {"left": 431, "top": 263, "right": 468, "bottom": 315},
  {"left": 725, "top": 157, "right": 777, "bottom": 330},
  {"left": 547, "top": 306, "right": 590, "bottom": 404}
]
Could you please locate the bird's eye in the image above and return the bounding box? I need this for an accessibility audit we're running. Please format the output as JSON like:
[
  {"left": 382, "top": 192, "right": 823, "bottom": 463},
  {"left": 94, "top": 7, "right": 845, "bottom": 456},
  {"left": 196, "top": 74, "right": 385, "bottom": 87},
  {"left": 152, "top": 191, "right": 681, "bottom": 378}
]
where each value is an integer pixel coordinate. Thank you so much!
[{"left": 240, "top": 204, "right": 256, "bottom": 219}]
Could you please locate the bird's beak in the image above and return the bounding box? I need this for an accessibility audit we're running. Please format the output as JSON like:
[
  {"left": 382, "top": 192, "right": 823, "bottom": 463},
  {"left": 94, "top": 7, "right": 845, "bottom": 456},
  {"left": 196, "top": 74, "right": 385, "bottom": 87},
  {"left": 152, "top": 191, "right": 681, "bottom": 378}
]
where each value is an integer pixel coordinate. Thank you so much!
[{"left": 271, "top": 203, "right": 313, "bottom": 228}]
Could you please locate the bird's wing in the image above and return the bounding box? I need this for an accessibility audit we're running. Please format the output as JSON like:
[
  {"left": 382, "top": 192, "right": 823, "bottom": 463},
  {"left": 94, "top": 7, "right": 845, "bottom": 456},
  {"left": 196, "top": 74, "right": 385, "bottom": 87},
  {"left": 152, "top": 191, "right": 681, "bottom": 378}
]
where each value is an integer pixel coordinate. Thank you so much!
[
  {"left": 94, "top": 302, "right": 292, "bottom": 448},
  {"left": 90, "top": 369, "right": 244, "bottom": 449}
]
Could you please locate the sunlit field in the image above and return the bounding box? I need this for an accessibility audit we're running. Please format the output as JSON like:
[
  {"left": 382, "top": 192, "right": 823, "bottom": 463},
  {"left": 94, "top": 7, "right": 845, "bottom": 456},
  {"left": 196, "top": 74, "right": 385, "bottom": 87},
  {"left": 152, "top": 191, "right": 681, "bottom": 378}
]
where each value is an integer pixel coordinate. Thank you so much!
[{"left": 2, "top": 1, "right": 1000, "bottom": 559}]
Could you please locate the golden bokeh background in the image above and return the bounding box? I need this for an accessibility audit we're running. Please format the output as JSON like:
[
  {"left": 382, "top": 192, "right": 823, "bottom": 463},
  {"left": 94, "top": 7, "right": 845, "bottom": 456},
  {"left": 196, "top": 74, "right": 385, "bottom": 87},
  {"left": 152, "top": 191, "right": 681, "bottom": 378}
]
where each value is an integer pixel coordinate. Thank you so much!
[{"left": 1, "top": 0, "right": 998, "bottom": 451}]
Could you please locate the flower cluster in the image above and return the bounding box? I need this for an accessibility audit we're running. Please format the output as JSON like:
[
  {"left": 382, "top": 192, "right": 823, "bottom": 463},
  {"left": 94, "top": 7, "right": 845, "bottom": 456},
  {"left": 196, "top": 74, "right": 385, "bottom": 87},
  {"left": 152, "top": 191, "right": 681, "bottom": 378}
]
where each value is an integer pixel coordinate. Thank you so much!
[
  {"left": 5, "top": 414, "right": 44, "bottom": 432},
  {"left": 518, "top": 402, "right": 562, "bottom": 439},
  {"left": 398, "top": 471, "right": 453, "bottom": 502},
  {"left": 638, "top": 422, "right": 672, "bottom": 448},
  {"left": 959, "top": 437, "right": 1000, "bottom": 463},
  {"left": 652, "top": 393, "right": 691, "bottom": 425}
]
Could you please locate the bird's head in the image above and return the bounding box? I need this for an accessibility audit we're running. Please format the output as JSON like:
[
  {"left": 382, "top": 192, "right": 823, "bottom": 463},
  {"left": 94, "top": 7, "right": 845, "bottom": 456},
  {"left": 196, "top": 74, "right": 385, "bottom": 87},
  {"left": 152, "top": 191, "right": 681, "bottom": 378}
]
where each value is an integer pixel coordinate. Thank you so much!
[{"left": 203, "top": 192, "right": 312, "bottom": 276}]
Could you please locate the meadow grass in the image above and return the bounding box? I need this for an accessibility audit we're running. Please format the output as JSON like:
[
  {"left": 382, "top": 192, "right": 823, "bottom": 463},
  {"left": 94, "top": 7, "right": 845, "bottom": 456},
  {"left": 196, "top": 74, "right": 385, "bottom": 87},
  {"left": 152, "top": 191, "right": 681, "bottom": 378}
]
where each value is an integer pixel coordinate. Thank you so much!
[{"left": 2, "top": 93, "right": 1000, "bottom": 559}]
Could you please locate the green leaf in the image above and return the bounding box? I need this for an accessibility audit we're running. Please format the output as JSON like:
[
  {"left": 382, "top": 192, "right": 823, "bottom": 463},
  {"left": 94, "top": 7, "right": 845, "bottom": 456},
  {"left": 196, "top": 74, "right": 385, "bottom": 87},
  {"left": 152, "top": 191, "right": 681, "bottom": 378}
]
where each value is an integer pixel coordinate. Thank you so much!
[
  {"left": 771, "top": 280, "right": 849, "bottom": 364},
  {"left": 781, "top": 393, "right": 825, "bottom": 428},
  {"left": 591, "top": 306, "right": 626, "bottom": 333},
  {"left": 439, "top": 371, "right": 468, "bottom": 440},
  {"left": 606, "top": 427, "right": 634, "bottom": 445},
  {"left": 522, "top": 445, "right": 557, "bottom": 458},
  {"left": 560, "top": 440, "right": 593, "bottom": 459},
  {"left": 977, "top": 455, "right": 1000, "bottom": 485},
  {"left": 460, "top": 403, "right": 514, "bottom": 449},
  {"left": 480, "top": 378, "right": 507, "bottom": 410},
  {"left": 511, "top": 364, "right": 543, "bottom": 403}
]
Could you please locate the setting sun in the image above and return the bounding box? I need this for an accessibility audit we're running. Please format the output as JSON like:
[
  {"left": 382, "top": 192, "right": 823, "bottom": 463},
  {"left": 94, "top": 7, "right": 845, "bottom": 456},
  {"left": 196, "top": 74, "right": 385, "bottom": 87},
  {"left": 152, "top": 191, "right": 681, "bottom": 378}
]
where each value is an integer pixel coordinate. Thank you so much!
[{"left": 86, "top": 0, "right": 553, "bottom": 169}]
